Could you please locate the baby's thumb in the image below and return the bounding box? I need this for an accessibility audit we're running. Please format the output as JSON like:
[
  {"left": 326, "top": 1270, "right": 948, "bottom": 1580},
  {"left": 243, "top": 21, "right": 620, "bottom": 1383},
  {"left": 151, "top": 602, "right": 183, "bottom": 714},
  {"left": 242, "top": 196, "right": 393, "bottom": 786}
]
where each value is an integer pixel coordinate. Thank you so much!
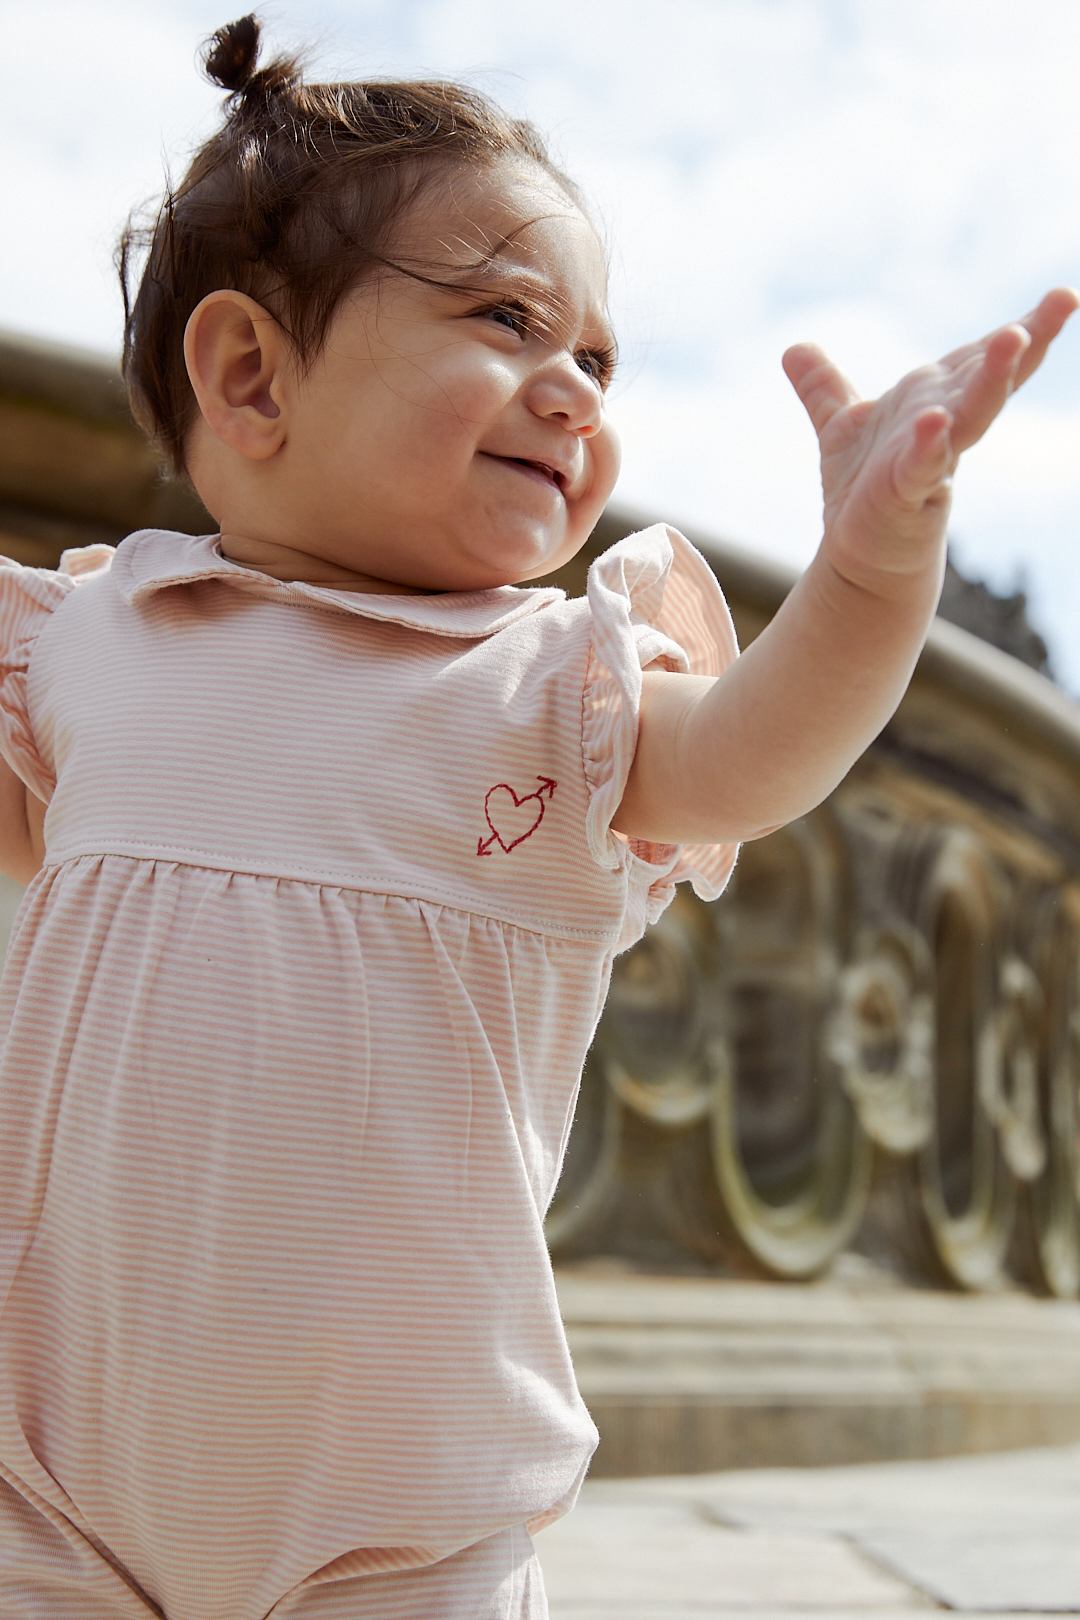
[{"left": 782, "top": 342, "right": 862, "bottom": 438}]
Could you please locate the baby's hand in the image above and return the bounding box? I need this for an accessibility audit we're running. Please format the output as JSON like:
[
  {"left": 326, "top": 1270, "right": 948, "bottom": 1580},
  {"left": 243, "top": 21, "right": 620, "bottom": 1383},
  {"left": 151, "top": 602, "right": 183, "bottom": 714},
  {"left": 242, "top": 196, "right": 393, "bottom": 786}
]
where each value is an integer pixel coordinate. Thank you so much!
[{"left": 782, "top": 287, "right": 1079, "bottom": 599}]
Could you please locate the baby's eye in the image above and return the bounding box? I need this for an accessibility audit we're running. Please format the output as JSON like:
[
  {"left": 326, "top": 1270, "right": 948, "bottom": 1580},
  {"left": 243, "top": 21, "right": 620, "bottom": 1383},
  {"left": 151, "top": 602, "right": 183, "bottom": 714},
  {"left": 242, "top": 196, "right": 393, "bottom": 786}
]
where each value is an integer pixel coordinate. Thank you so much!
[
  {"left": 575, "top": 347, "right": 617, "bottom": 391},
  {"left": 484, "top": 302, "right": 530, "bottom": 336}
]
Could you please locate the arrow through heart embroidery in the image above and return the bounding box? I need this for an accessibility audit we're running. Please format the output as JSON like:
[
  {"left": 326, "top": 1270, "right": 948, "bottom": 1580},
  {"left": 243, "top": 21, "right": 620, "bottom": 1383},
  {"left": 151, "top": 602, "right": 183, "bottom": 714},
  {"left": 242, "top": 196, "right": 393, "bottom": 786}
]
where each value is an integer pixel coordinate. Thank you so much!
[{"left": 477, "top": 776, "right": 558, "bottom": 856}]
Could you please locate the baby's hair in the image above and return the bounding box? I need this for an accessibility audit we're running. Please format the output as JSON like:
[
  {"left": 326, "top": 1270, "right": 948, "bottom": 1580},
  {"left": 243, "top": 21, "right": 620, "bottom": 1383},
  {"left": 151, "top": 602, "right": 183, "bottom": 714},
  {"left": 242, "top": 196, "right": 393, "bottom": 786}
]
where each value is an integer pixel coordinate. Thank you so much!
[{"left": 117, "top": 13, "right": 596, "bottom": 479}]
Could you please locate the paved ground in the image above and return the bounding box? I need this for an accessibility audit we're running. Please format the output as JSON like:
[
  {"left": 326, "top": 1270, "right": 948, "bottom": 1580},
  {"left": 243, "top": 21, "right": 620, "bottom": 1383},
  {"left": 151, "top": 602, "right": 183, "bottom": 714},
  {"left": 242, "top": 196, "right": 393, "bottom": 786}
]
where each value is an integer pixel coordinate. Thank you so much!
[{"left": 535, "top": 1440, "right": 1080, "bottom": 1617}]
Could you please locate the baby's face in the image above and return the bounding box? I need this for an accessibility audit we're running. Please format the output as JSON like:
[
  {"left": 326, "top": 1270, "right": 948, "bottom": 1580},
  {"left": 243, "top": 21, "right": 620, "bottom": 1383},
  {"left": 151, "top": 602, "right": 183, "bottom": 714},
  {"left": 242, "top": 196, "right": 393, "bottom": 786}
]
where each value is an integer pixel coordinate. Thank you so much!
[{"left": 278, "top": 157, "right": 621, "bottom": 592}]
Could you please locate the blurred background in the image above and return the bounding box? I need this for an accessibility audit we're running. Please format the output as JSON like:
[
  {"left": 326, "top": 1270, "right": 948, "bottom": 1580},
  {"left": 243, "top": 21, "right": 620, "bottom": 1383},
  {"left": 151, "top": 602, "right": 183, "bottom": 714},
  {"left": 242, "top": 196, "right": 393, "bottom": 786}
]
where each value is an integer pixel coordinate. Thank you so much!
[{"left": 3, "top": 0, "right": 1078, "bottom": 682}]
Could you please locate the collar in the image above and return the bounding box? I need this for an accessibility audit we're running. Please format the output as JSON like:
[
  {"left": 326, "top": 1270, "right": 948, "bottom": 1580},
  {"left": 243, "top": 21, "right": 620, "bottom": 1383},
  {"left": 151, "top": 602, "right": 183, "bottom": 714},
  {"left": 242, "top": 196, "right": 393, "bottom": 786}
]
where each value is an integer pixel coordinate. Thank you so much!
[{"left": 111, "top": 529, "right": 566, "bottom": 639}]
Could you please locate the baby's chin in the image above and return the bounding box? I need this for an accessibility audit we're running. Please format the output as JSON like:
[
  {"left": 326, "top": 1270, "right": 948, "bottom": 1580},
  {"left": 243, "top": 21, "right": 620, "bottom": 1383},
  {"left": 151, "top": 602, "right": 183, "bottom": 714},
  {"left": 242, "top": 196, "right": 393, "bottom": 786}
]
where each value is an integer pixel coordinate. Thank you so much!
[
  {"left": 464, "top": 531, "right": 582, "bottom": 590},
  {"left": 345, "top": 514, "right": 582, "bottom": 593}
]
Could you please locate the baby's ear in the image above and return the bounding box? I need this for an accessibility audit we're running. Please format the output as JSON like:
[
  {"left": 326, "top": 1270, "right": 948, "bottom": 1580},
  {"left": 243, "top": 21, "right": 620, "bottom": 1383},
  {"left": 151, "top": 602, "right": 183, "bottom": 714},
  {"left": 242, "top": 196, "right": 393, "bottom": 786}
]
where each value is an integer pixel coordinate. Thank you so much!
[{"left": 183, "top": 290, "right": 288, "bottom": 461}]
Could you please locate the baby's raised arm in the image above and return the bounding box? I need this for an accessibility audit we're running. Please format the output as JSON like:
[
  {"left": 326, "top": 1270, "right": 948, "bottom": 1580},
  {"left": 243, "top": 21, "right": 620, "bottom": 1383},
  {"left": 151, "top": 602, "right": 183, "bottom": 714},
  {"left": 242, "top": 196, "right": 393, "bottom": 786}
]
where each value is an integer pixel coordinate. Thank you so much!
[{"left": 611, "top": 287, "right": 1079, "bottom": 848}]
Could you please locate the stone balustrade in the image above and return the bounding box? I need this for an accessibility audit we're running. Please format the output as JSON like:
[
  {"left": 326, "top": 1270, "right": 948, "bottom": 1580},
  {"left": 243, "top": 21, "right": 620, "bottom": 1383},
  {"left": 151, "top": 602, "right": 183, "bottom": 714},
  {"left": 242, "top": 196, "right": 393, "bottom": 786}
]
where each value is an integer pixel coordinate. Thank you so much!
[{"left": 550, "top": 515, "right": 1080, "bottom": 1298}]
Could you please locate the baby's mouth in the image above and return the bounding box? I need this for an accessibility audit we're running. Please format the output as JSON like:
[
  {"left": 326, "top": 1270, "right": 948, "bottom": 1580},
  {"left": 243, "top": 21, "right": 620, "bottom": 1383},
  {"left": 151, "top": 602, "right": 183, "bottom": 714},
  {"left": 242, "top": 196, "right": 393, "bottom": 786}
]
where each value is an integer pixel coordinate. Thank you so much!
[{"left": 487, "top": 455, "right": 565, "bottom": 494}]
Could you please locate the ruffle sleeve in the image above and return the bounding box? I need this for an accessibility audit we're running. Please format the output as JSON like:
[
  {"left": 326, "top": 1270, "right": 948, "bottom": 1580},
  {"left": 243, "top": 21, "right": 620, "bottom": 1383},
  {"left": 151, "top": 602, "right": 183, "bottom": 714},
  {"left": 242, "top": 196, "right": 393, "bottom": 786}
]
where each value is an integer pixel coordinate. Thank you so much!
[
  {"left": 0, "top": 544, "right": 114, "bottom": 802},
  {"left": 581, "top": 523, "right": 741, "bottom": 935}
]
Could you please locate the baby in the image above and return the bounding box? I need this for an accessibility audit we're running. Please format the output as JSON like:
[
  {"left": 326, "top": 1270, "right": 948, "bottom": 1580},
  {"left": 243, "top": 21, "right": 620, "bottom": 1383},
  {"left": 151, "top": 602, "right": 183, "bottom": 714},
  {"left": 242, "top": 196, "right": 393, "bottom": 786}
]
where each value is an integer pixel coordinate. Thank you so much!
[{"left": 0, "top": 13, "right": 1074, "bottom": 1620}]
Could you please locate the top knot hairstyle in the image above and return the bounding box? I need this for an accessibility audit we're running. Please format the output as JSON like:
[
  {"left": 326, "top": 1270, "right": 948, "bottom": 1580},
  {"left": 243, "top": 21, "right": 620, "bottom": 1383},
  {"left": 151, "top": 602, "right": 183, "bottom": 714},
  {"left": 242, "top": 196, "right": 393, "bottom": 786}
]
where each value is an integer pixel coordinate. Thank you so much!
[
  {"left": 202, "top": 11, "right": 275, "bottom": 94},
  {"left": 117, "top": 14, "right": 593, "bottom": 478}
]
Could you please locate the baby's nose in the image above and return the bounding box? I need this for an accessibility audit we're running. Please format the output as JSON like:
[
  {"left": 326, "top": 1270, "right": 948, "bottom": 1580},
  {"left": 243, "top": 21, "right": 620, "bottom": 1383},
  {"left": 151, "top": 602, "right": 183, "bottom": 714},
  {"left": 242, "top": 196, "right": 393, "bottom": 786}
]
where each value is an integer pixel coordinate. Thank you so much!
[{"left": 530, "top": 357, "right": 605, "bottom": 436}]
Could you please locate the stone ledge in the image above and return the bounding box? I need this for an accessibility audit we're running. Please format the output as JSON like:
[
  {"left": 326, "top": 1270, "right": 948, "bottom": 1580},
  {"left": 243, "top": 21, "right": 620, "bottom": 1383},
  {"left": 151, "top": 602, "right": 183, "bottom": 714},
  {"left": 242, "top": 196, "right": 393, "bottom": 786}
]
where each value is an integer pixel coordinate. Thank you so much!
[{"left": 556, "top": 1261, "right": 1080, "bottom": 1476}]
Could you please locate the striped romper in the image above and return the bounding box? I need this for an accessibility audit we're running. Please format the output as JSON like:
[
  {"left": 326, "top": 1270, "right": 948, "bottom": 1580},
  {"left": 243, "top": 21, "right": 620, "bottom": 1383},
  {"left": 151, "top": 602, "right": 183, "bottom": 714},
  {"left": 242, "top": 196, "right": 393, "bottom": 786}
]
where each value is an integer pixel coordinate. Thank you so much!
[{"left": 0, "top": 523, "right": 739, "bottom": 1619}]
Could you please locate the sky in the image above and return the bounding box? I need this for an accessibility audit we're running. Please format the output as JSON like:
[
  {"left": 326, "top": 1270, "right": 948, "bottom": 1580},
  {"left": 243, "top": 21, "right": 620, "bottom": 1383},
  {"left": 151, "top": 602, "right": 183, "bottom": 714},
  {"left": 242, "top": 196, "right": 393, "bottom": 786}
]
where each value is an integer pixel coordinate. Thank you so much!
[{"left": 4, "top": 0, "right": 1079, "bottom": 690}]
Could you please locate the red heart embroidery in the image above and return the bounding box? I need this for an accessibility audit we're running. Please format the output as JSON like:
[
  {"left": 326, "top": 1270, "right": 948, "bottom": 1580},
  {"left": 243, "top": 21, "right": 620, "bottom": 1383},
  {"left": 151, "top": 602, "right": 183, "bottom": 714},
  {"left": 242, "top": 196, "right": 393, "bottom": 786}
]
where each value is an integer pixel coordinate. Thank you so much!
[{"left": 484, "top": 783, "right": 545, "bottom": 852}]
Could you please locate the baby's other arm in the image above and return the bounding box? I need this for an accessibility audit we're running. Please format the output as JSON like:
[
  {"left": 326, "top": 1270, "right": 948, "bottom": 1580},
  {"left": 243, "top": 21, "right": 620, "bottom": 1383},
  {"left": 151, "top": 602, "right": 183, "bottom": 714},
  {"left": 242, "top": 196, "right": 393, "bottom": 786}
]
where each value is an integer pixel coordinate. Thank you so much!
[
  {"left": 611, "top": 288, "right": 1079, "bottom": 848},
  {"left": 0, "top": 757, "right": 41, "bottom": 885}
]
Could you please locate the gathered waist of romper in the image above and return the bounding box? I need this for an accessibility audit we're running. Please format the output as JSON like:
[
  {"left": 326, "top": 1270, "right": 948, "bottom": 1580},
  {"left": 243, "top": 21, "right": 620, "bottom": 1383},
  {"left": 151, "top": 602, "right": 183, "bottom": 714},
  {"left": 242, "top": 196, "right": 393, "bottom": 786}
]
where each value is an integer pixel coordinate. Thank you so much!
[{"left": 36, "top": 842, "right": 621, "bottom": 944}]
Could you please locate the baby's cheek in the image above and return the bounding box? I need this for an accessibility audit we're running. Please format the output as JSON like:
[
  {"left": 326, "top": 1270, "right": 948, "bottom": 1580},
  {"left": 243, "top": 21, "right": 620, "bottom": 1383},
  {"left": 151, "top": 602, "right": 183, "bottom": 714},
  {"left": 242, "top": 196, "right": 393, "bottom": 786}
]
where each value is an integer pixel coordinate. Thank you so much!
[
  {"left": 591, "top": 419, "right": 622, "bottom": 504},
  {"left": 413, "top": 352, "right": 512, "bottom": 423}
]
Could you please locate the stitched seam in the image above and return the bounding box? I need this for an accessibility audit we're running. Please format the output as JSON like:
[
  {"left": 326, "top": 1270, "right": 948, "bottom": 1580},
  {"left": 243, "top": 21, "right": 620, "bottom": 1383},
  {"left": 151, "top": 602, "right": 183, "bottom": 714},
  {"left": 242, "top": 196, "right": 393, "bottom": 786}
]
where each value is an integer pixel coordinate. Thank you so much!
[
  {"left": 141, "top": 573, "right": 557, "bottom": 640},
  {"left": 579, "top": 624, "right": 637, "bottom": 882},
  {"left": 40, "top": 847, "right": 620, "bottom": 944},
  {"left": 232, "top": 585, "right": 490, "bottom": 637}
]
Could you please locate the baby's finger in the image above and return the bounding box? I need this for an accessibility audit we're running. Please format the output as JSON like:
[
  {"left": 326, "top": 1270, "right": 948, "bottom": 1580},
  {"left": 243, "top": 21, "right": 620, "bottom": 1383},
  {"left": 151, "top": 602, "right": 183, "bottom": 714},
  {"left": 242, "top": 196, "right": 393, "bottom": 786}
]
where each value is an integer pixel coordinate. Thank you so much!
[
  {"left": 781, "top": 342, "right": 863, "bottom": 438},
  {"left": 939, "top": 287, "right": 1079, "bottom": 393},
  {"left": 947, "top": 323, "right": 1031, "bottom": 453},
  {"left": 1009, "top": 286, "right": 1080, "bottom": 391},
  {"left": 891, "top": 406, "right": 954, "bottom": 506}
]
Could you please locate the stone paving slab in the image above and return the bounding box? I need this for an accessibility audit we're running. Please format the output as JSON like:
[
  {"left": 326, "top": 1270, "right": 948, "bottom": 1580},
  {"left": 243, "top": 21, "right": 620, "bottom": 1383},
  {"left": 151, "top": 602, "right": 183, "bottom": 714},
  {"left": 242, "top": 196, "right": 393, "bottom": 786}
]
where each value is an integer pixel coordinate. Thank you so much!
[
  {"left": 537, "top": 1442, "right": 1080, "bottom": 1615},
  {"left": 855, "top": 1530, "right": 1080, "bottom": 1612},
  {"left": 692, "top": 1443, "right": 1080, "bottom": 1535},
  {"left": 553, "top": 1611, "right": 1048, "bottom": 1619},
  {"left": 537, "top": 1501, "right": 918, "bottom": 1612},
  {"left": 576, "top": 1441, "right": 1080, "bottom": 1521}
]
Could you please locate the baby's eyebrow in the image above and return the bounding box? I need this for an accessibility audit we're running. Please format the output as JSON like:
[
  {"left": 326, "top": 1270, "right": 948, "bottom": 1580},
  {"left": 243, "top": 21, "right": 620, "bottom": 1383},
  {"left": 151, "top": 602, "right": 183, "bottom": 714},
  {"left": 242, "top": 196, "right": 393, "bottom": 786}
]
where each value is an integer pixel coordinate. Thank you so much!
[
  {"left": 433, "top": 225, "right": 615, "bottom": 348},
  {"left": 443, "top": 249, "right": 618, "bottom": 356}
]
